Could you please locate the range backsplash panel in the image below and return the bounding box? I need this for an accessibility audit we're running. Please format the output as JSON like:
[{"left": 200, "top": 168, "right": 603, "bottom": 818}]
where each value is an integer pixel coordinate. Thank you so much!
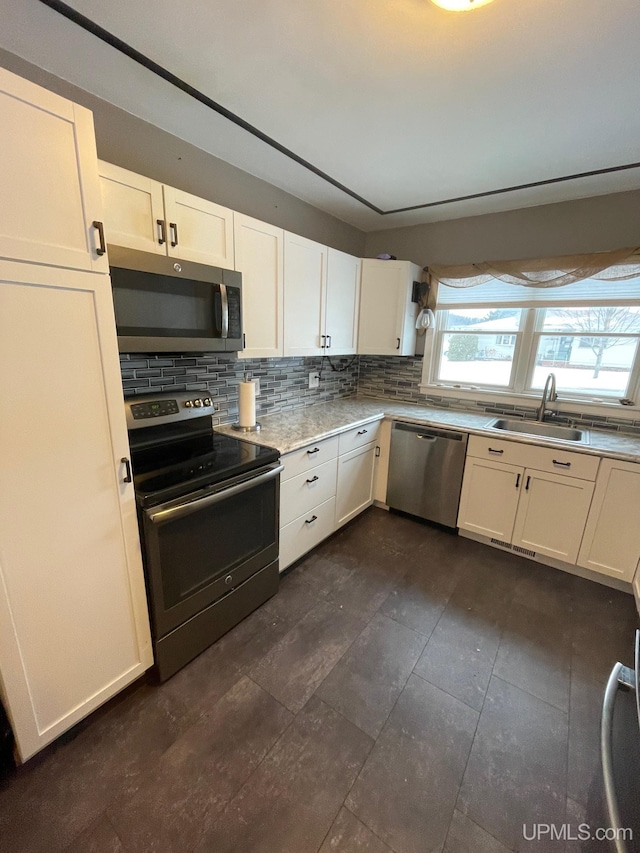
[{"left": 120, "top": 354, "right": 358, "bottom": 425}]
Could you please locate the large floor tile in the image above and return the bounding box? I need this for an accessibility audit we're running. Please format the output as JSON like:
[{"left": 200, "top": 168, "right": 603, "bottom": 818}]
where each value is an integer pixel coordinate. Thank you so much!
[
  {"left": 413, "top": 597, "right": 503, "bottom": 712},
  {"left": 286, "top": 551, "right": 354, "bottom": 600},
  {"left": 317, "top": 612, "right": 426, "bottom": 738},
  {"left": 458, "top": 676, "right": 568, "bottom": 852},
  {"left": 108, "top": 677, "right": 292, "bottom": 853},
  {"left": 494, "top": 600, "right": 572, "bottom": 711},
  {"left": 347, "top": 674, "right": 478, "bottom": 853},
  {"left": 63, "top": 815, "right": 124, "bottom": 853},
  {"left": 567, "top": 672, "right": 604, "bottom": 807},
  {"left": 318, "top": 807, "right": 393, "bottom": 853},
  {"left": 250, "top": 600, "right": 367, "bottom": 712},
  {"left": 194, "top": 696, "right": 373, "bottom": 853},
  {"left": 443, "top": 809, "right": 512, "bottom": 853}
]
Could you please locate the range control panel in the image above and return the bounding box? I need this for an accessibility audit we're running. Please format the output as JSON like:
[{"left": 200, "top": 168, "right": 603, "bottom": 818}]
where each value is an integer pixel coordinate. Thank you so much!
[
  {"left": 130, "top": 399, "right": 180, "bottom": 420},
  {"left": 126, "top": 392, "right": 216, "bottom": 430}
]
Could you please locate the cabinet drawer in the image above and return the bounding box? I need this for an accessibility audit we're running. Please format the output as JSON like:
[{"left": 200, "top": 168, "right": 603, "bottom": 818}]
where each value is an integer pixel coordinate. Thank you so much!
[
  {"left": 279, "top": 497, "right": 336, "bottom": 571},
  {"left": 281, "top": 436, "right": 339, "bottom": 482},
  {"left": 467, "top": 434, "right": 599, "bottom": 481},
  {"left": 338, "top": 420, "right": 381, "bottom": 455},
  {"left": 280, "top": 458, "right": 337, "bottom": 527}
]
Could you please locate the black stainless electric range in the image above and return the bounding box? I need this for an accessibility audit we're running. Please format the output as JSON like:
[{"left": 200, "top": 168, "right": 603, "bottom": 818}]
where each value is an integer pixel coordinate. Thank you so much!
[{"left": 126, "top": 392, "right": 281, "bottom": 681}]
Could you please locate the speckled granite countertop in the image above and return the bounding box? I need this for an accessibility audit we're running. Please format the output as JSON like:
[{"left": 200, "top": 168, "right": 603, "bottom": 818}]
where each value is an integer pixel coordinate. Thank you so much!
[{"left": 215, "top": 397, "right": 640, "bottom": 462}]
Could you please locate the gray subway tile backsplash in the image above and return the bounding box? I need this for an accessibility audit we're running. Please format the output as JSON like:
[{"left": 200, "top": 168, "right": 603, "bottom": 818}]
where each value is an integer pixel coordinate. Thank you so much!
[{"left": 120, "top": 353, "right": 640, "bottom": 436}]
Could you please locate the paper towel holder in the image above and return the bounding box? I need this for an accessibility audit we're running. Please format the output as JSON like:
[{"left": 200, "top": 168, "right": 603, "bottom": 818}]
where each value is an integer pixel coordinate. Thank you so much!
[{"left": 232, "top": 422, "right": 262, "bottom": 432}]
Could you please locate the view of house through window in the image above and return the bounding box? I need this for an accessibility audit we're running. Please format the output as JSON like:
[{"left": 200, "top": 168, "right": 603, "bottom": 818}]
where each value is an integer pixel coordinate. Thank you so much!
[{"left": 433, "top": 305, "right": 640, "bottom": 399}]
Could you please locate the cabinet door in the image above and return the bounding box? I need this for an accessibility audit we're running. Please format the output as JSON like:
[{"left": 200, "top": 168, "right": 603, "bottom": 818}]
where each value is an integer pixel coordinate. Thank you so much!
[
  {"left": 283, "top": 232, "right": 327, "bottom": 357},
  {"left": 357, "top": 260, "right": 409, "bottom": 355},
  {"left": 0, "top": 68, "right": 108, "bottom": 273},
  {"left": 457, "top": 457, "right": 523, "bottom": 541},
  {"left": 234, "top": 213, "right": 284, "bottom": 359},
  {"left": 325, "top": 249, "right": 361, "bottom": 355},
  {"left": 0, "top": 261, "right": 152, "bottom": 761},
  {"left": 335, "top": 443, "right": 377, "bottom": 528},
  {"left": 163, "top": 185, "right": 235, "bottom": 268},
  {"left": 512, "top": 469, "right": 595, "bottom": 564},
  {"left": 577, "top": 458, "right": 640, "bottom": 582},
  {"left": 98, "top": 161, "right": 166, "bottom": 254}
]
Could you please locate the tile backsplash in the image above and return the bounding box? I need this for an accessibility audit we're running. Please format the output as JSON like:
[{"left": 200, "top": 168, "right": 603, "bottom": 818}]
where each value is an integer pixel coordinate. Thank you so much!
[
  {"left": 120, "top": 353, "right": 358, "bottom": 425},
  {"left": 357, "top": 355, "right": 640, "bottom": 436},
  {"left": 121, "top": 353, "right": 640, "bottom": 435}
]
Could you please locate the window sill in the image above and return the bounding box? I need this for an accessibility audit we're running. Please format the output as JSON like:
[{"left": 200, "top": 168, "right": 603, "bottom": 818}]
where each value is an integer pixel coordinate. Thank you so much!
[{"left": 418, "top": 383, "right": 640, "bottom": 419}]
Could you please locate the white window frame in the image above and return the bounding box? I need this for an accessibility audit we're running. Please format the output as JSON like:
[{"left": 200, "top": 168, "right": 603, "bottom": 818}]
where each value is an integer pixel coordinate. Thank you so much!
[{"left": 421, "top": 303, "right": 640, "bottom": 417}]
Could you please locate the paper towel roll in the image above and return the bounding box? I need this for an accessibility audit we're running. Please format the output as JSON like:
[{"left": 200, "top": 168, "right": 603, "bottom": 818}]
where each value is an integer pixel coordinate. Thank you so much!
[{"left": 238, "top": 380, "right": 257, "bottom": 428}]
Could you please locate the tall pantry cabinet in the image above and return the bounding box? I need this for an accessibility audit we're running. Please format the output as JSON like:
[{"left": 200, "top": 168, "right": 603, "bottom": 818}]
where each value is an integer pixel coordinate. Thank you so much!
[{"left": 0, "top": 68, "right": 152, "bottom": 761}]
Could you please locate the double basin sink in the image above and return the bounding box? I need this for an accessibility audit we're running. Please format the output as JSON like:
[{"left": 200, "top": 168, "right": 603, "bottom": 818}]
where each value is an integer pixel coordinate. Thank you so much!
[{"left": 486, "top": 417, "right": 590, "bottom": 445}]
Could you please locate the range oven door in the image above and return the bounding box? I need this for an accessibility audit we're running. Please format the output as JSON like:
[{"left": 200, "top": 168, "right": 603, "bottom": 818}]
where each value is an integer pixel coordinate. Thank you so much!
[{"left": 141, "top": 463, "right": 282, "bottom": 640}]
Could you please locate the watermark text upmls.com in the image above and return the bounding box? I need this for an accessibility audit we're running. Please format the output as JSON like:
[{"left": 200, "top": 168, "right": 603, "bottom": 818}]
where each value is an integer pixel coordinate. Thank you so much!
[{"left": 523, "top": 823, "right": 633, "bottom": 843}]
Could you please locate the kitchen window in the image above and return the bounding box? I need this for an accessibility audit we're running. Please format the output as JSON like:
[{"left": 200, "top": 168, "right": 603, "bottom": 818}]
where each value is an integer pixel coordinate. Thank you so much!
[
  {"left": 423, "top": 248, "right": 640, "bottom": 408},
  {"left": 428, "top": 305, "right": 640, "bottom": 402}
]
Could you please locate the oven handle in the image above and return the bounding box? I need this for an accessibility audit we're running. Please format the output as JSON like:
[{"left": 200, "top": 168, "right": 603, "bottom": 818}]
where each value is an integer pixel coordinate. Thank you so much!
[
  {"left": 145, "top": 463, "right": 283, "bottom": 525},
  {"left": 601, "top": 660, "right": 635, "bottom": 853}
]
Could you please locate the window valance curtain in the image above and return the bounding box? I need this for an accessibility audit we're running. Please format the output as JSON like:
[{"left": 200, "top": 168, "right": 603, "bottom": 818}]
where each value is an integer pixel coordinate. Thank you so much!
[
  {"left": 432, "top": 247, "right": 640, "bottom": 308},
  {"left": 430, "top": 247, "right": 640, "bottom": 289}
]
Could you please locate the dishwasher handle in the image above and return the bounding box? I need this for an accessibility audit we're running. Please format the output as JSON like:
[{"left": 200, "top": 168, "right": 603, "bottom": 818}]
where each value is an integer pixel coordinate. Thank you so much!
[{"left": 393, "top": 422, "right": 467, "bottom": 443}]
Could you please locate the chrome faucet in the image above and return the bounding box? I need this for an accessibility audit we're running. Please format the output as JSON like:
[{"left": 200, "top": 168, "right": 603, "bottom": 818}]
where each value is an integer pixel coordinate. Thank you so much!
[{"left": 537, "top": 372, "right": 557, "bottom": 422}]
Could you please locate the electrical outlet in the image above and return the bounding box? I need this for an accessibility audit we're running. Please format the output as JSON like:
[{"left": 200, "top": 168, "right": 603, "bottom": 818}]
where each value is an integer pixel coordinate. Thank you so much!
[
  {"left": 253, "top": 378, "right": 260, "bottom": 396},
  {"left": 309, "top": 371, "right": 320, "bottom": 389}
]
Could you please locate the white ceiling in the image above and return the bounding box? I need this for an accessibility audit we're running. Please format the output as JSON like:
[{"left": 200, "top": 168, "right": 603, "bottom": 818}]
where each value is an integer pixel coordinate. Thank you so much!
[{"left": 2, "top": 0, "right": 640, "bottom": 231}]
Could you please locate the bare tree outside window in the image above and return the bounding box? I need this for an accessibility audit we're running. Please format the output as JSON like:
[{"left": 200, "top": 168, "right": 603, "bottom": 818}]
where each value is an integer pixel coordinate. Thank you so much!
[{"left": 557, "top": 307, "right": 640, "bottom": 378}]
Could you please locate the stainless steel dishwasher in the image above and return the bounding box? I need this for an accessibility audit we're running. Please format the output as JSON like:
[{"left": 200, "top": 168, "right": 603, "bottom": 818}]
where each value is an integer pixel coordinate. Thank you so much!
[{"left": 386, "top": 422, "right": 468, "bottom": 527}]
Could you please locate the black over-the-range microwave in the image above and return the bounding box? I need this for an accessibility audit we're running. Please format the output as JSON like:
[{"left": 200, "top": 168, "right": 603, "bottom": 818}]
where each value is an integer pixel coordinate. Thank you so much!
[{"left": 108, "top": 246, "right": 243, "bottom": 353}]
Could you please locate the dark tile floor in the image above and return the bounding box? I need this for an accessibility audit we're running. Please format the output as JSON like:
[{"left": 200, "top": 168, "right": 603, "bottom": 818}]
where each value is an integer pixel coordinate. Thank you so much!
[{"left": 0, "top": 508, "right": 637, "bottom": 853}]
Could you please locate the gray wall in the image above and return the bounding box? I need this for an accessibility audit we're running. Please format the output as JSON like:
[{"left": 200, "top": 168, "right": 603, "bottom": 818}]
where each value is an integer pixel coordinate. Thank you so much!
[
  {"left": 365, "top": 190, "right": 640, "bottom": 267},
  {"left": 0, "top": 48, "right": 366, "bottom": 257}
]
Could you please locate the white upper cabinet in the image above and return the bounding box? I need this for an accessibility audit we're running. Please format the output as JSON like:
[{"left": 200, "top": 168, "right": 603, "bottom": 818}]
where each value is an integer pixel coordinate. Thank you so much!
[
  {"left": 234, "top": 213, "right": 284, "bottom": 359},
  {"left": 283, "top": 232, "right": 327, "bottom": 357},
  {"left": 98, "top": 161, "right": 166, "bottom": 254},
  {"left": 98, "top": 161, "right": 235, "bottom": 268},
  {"left": 325, "top": 248, "right": 361, "bottom": 356},
  {"left": 0, "top": 67, "right": 108, "bottom": 273},
  {"left": 578, "top": 458, "right": 640, "bottom": 582},
  {"left": 162, "top": 185, "right": 234, "bottom": 268},
  {"left": 358, "top": 259, "right": 421, "bottom": 356}
]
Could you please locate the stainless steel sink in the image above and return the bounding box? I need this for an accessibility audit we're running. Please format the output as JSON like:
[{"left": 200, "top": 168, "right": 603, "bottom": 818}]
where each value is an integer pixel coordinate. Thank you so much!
[{"left": 486, "top": 417, "right": 590, "bottom": 444}]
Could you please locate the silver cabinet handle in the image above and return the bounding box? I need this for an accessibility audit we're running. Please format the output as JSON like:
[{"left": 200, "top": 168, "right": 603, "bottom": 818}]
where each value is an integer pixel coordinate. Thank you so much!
[
  {"left": 157, "top": 219, "right": 166, "bottom": 245},
  {"left": 146, "top": 464, "right": 283, "bottom": 525},
  {"left": 306, "top": 475, "right": 319, "bottom": 484},
  {"left": 92, "top": 220, "right": 106, "bottom": 256},
  {"left": 601, "top": 661, "right": 634, "bottom": 853},
  {"left": 326, "top": 334, "right": 332, "bottom": 349},
  {"left": 321, "top": 335, "right": 326, "bottom": 348},
  {"left": 169, "top": 221, "right": 179, "bottom": 247}
]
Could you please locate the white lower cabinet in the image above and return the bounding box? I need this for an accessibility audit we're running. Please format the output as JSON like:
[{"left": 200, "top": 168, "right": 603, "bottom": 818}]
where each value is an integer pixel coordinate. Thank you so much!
[
  {"left": 335, "top": 443, "right": 377, "bottom": 528},
  {"left": 280, "top": 498, "right": 337, "bottom": 572},
  {"left": 457, "top": 457, "right": 522, "bottom": 541},
  {"left": 458, "top": 436, "right": 598, "bottom": 569},
  {"left": 511, "top": 470, "right": 595, "bottom": 564},
  {"left": 278, "top": 425, "right": 382, "bottom": 570},
  {"left": 578, "top": 458, "right": 640, "bottom": 582}
]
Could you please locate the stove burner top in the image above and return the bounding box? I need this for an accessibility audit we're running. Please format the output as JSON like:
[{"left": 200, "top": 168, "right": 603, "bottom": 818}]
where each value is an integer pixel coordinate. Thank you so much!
[{"left": 124, "top": 392, "right": 278, "bottom": 507}]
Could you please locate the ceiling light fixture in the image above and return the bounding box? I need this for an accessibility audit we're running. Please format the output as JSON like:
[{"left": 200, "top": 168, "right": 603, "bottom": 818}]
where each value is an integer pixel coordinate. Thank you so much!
[{"left": 431, "top": 0, "right": 494, "bottom": 10}]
